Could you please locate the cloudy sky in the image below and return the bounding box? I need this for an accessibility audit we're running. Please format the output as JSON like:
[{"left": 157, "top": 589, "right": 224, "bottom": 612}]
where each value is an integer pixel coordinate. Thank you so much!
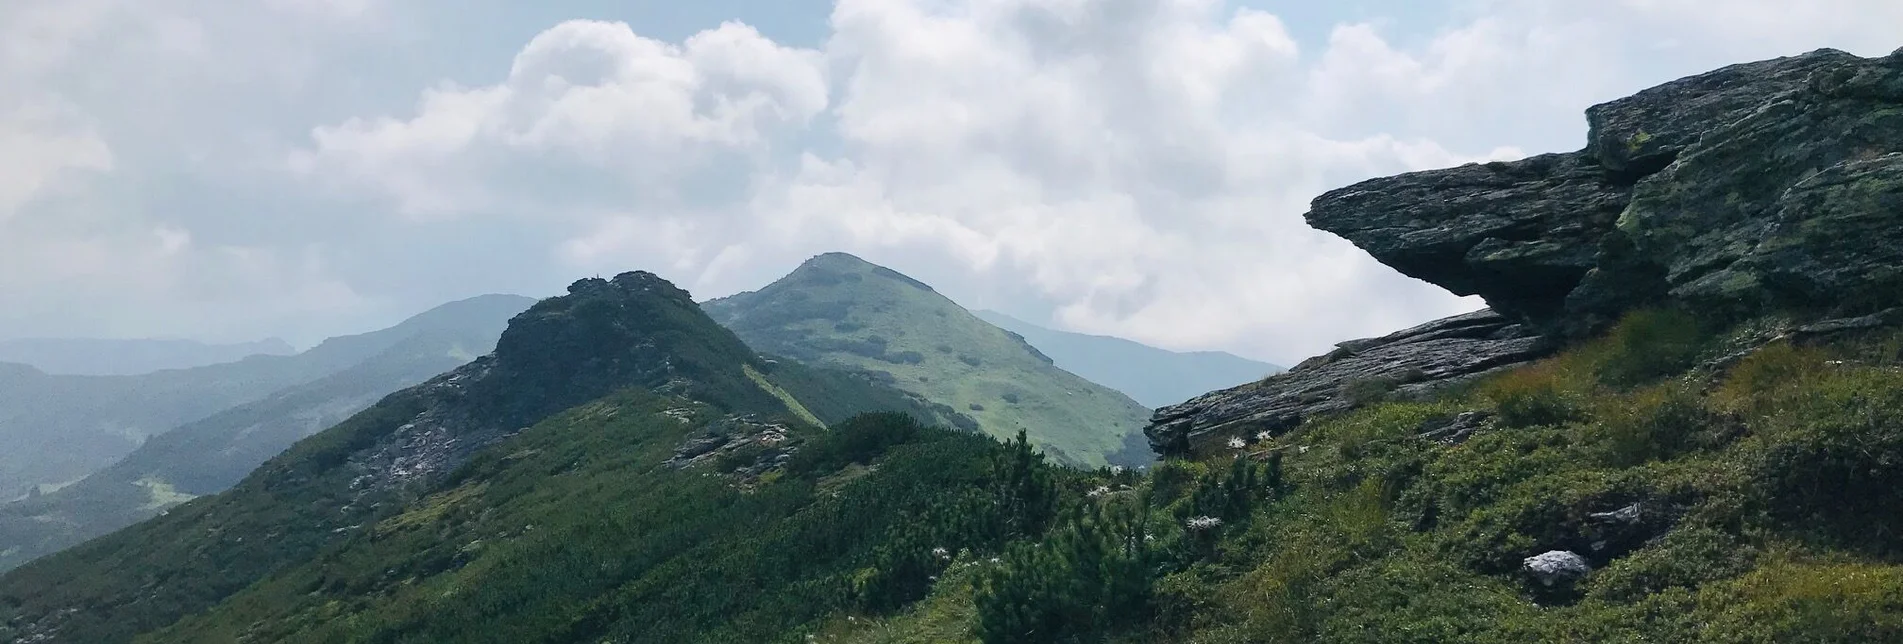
[{"left": 3, "top": 0, "right": 1898, "bottom": 364}]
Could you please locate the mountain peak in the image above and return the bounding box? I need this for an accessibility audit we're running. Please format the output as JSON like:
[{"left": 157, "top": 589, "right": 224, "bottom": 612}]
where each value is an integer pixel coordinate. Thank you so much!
[
  {"left": 799, "top": 251, "right": 875, "bottom": 270},
  {"left": 702, "top": 256, "right": 1153, "bottom": 468},
  {"left": 480, "top": 271, "right": 762, "bottom": 427}
]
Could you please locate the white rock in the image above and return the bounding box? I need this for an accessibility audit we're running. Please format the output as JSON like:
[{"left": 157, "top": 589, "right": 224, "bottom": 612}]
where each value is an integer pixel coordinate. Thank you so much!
[{"left": 1523, "top": 550, "right": 1590, "bottom": 587}]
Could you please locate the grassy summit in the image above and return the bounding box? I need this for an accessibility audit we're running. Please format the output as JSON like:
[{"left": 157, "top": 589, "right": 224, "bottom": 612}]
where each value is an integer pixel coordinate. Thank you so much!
[{"left": 702, "top": 253, "right": 1154, "bottom": 468}]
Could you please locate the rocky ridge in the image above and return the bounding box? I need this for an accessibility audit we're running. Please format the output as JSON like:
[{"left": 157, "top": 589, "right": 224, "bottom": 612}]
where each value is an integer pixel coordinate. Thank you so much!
[
  {"left": 329, "top": 272, "right": 772, "bottom": 497},
  {"left": 1148, "top": 47, "right": 1903, "bottom": 456}
]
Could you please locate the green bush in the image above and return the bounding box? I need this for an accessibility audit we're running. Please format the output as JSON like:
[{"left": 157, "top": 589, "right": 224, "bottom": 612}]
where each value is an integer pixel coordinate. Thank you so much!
[
  {"left": 974, "top": 498, "right": 1157, "bottom": 644},
  {"left": 1747, "top": 366, "right": 1903, "bottom": 552},
  {"left": 1482, "top": 362, "right": 1585, "bottom": 428},
  {"left": 1589, "top": 383, "right": 1713, "bottom": 467},
  {"left": 1590, "top": 308, "right": 1709, "bottom": 388}
]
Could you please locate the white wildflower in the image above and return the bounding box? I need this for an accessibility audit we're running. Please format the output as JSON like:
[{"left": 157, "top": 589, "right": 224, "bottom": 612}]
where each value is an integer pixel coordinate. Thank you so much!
[
  {"left": 1186, "top": 516, "right": 1223, "bottom": 531},
  {"left": 931, "top": 546, "right": 951, "bottom": 560},
  {"left": 1226, "top": 437, "right": 1247, "bottom": 449},
  {"left": 1256, "top": 431, "right": 1274, "bottom": 442},
  {"left": 1086, "top": 485, "right": 1110, "bottom": 498}
]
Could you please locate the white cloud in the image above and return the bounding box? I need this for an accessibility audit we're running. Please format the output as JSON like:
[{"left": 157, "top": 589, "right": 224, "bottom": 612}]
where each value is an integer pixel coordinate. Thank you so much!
[
  {"left": 7, "top": 0, "right": 1903, "bottom": 362},
  {"left": 0, "top": 101, "right": 113, "bottom": 220},
  {"left": 295, "top": 19, "right": 828, "bottom": 219}
]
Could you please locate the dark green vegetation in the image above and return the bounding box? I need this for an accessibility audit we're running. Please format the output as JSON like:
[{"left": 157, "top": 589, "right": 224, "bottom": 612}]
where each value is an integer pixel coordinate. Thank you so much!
[
  {"left": 0, "top": 294, "right": 534, "bottom": 504},
  {"left": 0, "top": 337, "right": 294, "bottom": 376},
  {"left": 973, "top": 310, "right": 1283, "bottom": 408},
  {"left": 703, "top": 253, "right": 1155, "bottom": 468}
]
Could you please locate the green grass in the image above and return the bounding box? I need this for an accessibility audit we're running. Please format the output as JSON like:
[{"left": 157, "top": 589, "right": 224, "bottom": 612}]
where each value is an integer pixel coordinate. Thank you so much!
[
  {"left": 702, "top": 253, "right": 1154, "bottom": 467},
  {"left": 747, "top": 363, "right": 826, "bottom": 428}
]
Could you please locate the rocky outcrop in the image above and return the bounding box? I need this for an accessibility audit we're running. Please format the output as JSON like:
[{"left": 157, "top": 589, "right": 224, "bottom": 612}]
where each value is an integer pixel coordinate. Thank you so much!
[
  {"left": 1309, "top": 47, "right": 1903, "bottom": 336},
  {"left": 1149, "top": 47, "right": 1903, "bottom": 457},
  {"left": 665, "top": 415, "right": 799, "bottom": 485},
  {"left": 1145, "top": 310, "right": 1549, "bottom": 455},
  {"left": 1305, "top": 153, "right": 1629, "bottom": 323},
  {"left": 336, "top": 271, "right": 769, "bottom": 496}
]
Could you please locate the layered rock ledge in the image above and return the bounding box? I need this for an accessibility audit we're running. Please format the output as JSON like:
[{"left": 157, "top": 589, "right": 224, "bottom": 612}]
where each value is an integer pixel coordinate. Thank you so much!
[
  {"left": 1148, "top": 47, "right": 1903, "bottom": 456},
  {"left": 1145, "top": 310, "right": 1549, "bottom": 456}
]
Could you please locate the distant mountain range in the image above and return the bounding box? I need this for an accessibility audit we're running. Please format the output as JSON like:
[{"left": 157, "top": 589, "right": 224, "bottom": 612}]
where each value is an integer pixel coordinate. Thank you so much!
[
  {"left": 0, "top": 337, "right": 297, "bottom": 376},
  {"left": 973, "top": 310, "right": 1283, "bottom": 409},
  {"left": 0, "top": 294, "right": 533, "bottom": 571},
  {"left": 703, "top": 252, "right": 1155, "bottom": 468},
  {"left": 0, "top": 295, "right": 536, "bottom": 511}
]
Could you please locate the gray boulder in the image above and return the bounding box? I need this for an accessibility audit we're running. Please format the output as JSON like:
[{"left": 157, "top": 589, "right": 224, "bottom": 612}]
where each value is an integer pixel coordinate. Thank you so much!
[{"left": 1523, "top": 550, "right": 1591, "bottom": 587}]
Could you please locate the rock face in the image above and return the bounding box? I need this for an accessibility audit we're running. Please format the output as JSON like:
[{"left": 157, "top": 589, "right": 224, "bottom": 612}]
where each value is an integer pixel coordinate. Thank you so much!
[
  {"left": 1311, "top": 47, "right": 1903, "bottom": 335},
  {"left": 1145, "top": 310, "right": 1549, "bottom": 455},
  {"left": 1148, "top": 47, "right": 1903, "bottom": 457}
]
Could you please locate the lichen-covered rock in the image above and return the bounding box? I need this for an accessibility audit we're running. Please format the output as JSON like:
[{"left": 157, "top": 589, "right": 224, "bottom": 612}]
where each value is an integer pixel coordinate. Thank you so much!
[
  {"left": 1710, "top": 153, "right": 1903, "bottom": 313},
  {"left": 1305, "top": 153, "right": 1627, "bottom": 322},
  {"left": 1618, "top": 61, "right": 1903, "bottom": 315},
  {"left": 1145, "top": 309, "right": 1549, "bottom": 455},
  {"left": 1306, "top": 47, "right": 1903, "bottom": 336},
  {"left": 1584, "top": 49, "right": 1860, "bottom": 182}
]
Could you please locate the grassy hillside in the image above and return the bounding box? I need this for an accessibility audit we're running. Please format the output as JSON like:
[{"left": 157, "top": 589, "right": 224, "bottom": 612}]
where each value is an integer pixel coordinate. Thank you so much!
[
  {"left": 7, "top": 275, "right": 1903, "bottom": 643},
  {"left": 0, "top": 294, "right": 535, "bottom": 502},
  {"left": 974, "top": 309, "right": 1283, "bottom": 408},
  {"left": 824, "top": 311, "right": 1903, "bottom": 643},
  {"left": 702, "top": 253, "right": 1154, "bottom": 468},
  {"left": 0, "top": 308, "right": 523, "bottom": 572},
  {"left": 0, "top": 272, "right": 983, "bottom": 644}
]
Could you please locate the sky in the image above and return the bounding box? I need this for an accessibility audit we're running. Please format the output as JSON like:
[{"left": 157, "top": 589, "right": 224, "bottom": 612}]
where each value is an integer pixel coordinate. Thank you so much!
[{"left": 3, "top": 0, "right": 1900, "bottom": 365}]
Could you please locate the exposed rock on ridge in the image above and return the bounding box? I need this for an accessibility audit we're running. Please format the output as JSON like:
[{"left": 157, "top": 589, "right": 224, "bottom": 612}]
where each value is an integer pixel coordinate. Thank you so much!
[
  {"left": 326, "top": 271, "right": 770, "bottom": 495},
  {"left": 1310, "top": 47, "right": 1903, "bottom": 335},
  {"left": 1146, "top": 310, "right": 1547, "bottom": 456},
  {"left": 1149, "top": 47, "right": 1903, "bottom": 456}
]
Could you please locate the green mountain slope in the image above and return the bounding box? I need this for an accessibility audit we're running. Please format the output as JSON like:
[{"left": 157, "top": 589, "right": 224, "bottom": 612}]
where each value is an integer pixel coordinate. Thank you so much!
[
  {"left": 0, "top": 271, "right": 985, "bottom": 644},
  {"left": 702, "top": 253, "right": 1154, "bottom": 468},
  {"left": 973, "top": 309, "right": 1284, "bottom": 408},
  {"left": 0, "top": 294, "right": 536, "bottom": 502},
  {"left": 0, "top": 337, "right": 296, "bottom": 376},
  {"left": 0, "top": 296, "right": 529, "bottom": 572}
]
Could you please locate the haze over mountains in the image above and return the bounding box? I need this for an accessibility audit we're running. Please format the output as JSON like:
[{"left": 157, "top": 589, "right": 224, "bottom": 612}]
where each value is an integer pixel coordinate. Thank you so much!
[
  {"left": 973, "top": 310, "right": 1283, "bottom": 409},
  {"left": 0, "top": 338, "right": 298, "bottom": 376},
  {"left": 0, "top": 295, "right": 533, "bottom": 571},
  {"left": 0, "top": 296, "right": 533, "bottom": 506}
]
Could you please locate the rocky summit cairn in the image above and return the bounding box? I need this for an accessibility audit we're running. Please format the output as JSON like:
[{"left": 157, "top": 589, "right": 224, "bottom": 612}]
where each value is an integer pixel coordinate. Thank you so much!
[{"left": 1147, "top": 47, "right": 1903, "bottom": 457}]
